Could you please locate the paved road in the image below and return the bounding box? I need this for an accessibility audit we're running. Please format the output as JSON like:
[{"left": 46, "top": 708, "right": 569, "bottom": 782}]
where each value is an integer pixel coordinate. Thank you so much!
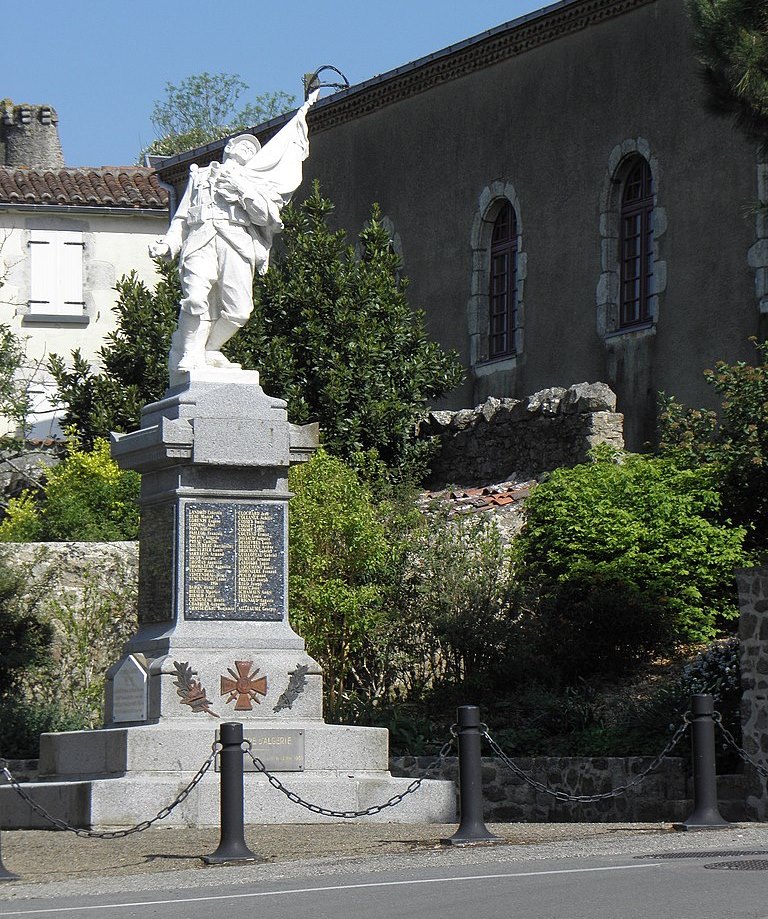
[
  {"left": 2, "top": 850, "right": 768, "bottom": 919},
  {"left": 3, "top": 824, "right": 768, "bottom": 919}
]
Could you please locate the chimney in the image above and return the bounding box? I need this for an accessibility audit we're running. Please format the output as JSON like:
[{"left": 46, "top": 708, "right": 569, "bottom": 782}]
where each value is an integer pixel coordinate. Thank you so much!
[{"left": 1, "top": 102, "right": 65, "bottom": 168}]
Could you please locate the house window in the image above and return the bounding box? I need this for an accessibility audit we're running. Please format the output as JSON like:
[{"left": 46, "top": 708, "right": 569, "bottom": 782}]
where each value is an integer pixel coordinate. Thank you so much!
[
  {"left": 489, "top": 201, "right": 518, "bottom": 358},
  {"left": 28, "top": 229, "right": 85, "bottom": 316},
  {"left": 619, "top": 158, "right": 654, "bottom": 328}
]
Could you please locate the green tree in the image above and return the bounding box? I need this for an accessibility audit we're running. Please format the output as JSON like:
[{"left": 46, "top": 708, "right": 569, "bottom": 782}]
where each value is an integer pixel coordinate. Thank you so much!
[
  {"left": 0, "top": 438, "right": 140, "bottom": 542},
  {"left": 686, "top": 0, "right": 768, "bottom": 149},
  {"left": 142, "top": 72, "right": 295, "bottom": 160},
  {"left": 514, "top": 447, "right": 750, "bottom": 682},
  {"left": 48, "top": 260, "right": 180, "bottom": 447},
  {"left": 228, "top": 184, "right": 464, "bottom": 481},
  {"left": 658, "top": 338, "right": 768, "bottom": 549}
]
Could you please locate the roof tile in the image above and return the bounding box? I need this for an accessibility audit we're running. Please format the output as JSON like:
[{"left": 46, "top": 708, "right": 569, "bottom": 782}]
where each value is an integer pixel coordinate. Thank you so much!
[{"left": 0, "top": 166, "right": 169, "bottom": 209}]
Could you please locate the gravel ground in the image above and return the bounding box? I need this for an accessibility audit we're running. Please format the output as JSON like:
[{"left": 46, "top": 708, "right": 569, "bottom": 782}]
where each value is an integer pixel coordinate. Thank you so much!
[{"left": 2, "top": 822, "right": 768, "bottom": 902}]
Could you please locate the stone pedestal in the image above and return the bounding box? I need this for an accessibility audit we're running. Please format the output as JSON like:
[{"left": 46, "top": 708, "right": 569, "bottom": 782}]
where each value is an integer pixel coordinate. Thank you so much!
[{"left": 0, "top": 370, "right": 454, "bottom": 828}]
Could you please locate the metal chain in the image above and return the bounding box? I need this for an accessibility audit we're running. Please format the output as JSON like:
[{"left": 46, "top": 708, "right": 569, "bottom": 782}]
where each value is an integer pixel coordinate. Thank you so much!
[
  {"left": 481, "top": 718, "right": 690, "bottom": 804},
  {"left": 715, "top": 718, "right": 768, "bottom": 780},
  {"left": 0, "top": 746, "right": 218, "bottom": 839},
  {"left": 244, "top": 737, "right": 454, "bottom": 819}
]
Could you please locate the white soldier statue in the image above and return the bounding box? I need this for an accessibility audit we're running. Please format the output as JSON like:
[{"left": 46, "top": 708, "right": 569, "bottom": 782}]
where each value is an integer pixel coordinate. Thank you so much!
[{"left": 150, "top": 91, "right": 319, "bottom": 385}]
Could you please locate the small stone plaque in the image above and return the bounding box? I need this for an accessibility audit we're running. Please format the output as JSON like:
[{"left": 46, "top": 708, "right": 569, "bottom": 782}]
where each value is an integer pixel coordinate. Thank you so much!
[
  {"left": 184, "top": 501, "right": 285, "bottom": 621},
  {"left": 215, "top": 729, "right": 305, "bottom": 772},
  {"left": 112, "top": 655, "right": 148, "bottom": 723}
]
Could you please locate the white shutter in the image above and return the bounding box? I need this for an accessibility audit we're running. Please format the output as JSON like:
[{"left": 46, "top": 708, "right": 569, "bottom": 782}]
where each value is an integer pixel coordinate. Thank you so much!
[
  {"left": 61, "top": 231, "right": 85, "bottom": 312},
  {"left": 28, "top": 230, "right": 55, "bottom": 312},
  {"left": 28, "top": 229, "right": 84, "bottom": 315}
]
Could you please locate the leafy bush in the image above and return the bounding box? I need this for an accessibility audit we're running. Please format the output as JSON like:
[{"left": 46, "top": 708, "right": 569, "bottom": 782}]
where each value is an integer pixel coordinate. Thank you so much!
[
  {"left": 50, "top": 188, "right": 463, "bottom": 484},
  {"left": 288, "top": 449, "right": 395, "bottom": 720},
  {"left": 0, "top": 700, "right": 87, "bottom": 759},
  {"left": 0, "top": 438, "right": 140, "bottom": 542},
  {"left": 658, "top": 338, "right": 768, "bottom": 551},
  {"left": 396, "top": 503, "right": 523, "bottom": 693},
  {"left": 36, "top": 561, "right": 138, "bottom": 727},
  {"left": 515, "top": 447, "right": 750, "bottom": 682}
]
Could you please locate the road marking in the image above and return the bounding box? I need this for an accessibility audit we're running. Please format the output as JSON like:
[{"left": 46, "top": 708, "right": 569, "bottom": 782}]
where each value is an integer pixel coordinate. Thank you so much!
[{"left": 0, "top": 863, "right": 661, "bottom": 915}]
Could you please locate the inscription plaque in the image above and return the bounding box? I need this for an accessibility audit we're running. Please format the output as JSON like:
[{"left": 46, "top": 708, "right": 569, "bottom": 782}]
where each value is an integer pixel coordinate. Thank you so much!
[
  {"left": 112, "top": 655, "right": 148, "bottom": 723},
  {"left": 215, "top": 729, "right": 305, "bottom": 772},
  {"left": 184, "top": 501, "right": 285, "bottom": 621}
]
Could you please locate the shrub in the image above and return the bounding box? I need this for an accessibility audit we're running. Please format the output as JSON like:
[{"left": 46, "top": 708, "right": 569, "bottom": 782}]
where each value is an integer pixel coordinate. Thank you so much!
[
  {"left": 658, "top": 339, "right": 768, "bottom": 551},
  {"left": 515, "top": 447, "right": 750, "bottom": 682},
  {"left": 0, "top": 438, "right": 140, "bottom": 542},
  {"left": 35, "top": 561, "right": 138, "bottom": 727},
  {"left": 288, "top": 449, "right": 395, "bottom": 720},
  {"left": 396, "top": 503, "right": 523, "bottom": 693}
]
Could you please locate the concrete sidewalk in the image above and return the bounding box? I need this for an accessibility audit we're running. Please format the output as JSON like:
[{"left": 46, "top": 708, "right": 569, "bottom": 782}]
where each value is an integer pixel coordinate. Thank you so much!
[{"left": 0, "top": 822, "right": 687, "bottom": 887}]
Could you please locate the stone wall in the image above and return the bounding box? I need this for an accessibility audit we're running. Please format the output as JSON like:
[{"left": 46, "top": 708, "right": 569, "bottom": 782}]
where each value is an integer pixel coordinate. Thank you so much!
[
  {"left": 420, "top": 382, "right": 624, "bottom": 488},
  {"left": 737, "top": 567, "right": 768, "bottom": 820},
  {"left": 392, "top": 755, "right": 689, "bottom": 822},
  {"left": 0, "top": 541, "right": 138, "bottom": 602}
]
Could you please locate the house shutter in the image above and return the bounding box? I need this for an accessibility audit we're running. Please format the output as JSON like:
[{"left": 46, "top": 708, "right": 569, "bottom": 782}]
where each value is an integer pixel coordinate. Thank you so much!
[
  {"left": 61, "top": 231, "right": 85, "bottom": 313},
  {"left": 28, "top": 230, "right": 56, "bottom": 312},
  {"left": 28, "top": 229, "right": 85, "bottom": 315}
]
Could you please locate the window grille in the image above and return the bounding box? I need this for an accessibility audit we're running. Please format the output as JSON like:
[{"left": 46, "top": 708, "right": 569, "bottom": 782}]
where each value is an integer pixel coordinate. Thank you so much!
[
  {"left": 619, "top": 159, "right": 654, "bottom": 328},
  {"left": 489, "top": 201, "right": 518, "bottom": 358}
]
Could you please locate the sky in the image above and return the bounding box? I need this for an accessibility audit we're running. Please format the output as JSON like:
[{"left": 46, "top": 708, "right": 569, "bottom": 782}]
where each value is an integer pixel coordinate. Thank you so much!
[{"left": 3, "top": 0, "right": 549, "bottom": 168}]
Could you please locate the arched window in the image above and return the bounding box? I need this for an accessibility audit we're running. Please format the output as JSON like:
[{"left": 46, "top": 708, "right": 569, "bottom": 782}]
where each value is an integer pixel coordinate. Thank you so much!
[
  {"left": 619, "top": 158, "right": 654, "bottom": 328},
  {"left": 489, "top": 201, "right": 518, "bottom": 358}
]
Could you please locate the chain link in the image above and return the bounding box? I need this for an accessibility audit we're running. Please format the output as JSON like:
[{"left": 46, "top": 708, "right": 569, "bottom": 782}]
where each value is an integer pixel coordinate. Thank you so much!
[
  {"left": 716, "top": 721, "right": 768, "bottom": 780},
  {"left": 481, "top": 718, "right": 690, "bottom": 804},
  {"left": 0, "top": 747, "right": 218, "bottom": 838},
  {"left": 244, "top": 737, "right": 454, "bottom": 819}
]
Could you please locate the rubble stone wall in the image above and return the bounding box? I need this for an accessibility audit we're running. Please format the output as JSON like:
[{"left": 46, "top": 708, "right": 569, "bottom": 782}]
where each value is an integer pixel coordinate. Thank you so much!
[
  {"left": 0, "top": 541, "right": 138, "bottom": 602},
  {"left": 737, "top": 567, "right": 768, "bottom": 820},
  {"left": 391, "top": 755, "right": 689, "bottom": 822},
  {"left": 420, "top": 382, "right": 624, "bottom": 487}
]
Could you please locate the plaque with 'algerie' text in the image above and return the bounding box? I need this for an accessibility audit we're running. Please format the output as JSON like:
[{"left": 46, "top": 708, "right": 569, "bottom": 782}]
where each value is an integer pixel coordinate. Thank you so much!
[{"left": 184, "top": 501, "right": 285, "bottom": 621}]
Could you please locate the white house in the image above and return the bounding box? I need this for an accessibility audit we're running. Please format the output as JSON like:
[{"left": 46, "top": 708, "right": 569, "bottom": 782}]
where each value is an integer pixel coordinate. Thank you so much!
[{"left": 0, "top": 103, "right": 169, "bottom": 439}]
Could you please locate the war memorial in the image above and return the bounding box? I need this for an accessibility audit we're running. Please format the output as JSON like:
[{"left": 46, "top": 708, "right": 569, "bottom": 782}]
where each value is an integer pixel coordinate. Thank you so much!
[{"left": 0, "top": 89, "right": 454, "bottom": 830}]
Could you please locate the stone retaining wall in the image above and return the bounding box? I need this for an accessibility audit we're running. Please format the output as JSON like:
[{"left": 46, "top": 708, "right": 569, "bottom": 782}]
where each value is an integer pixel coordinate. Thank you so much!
[
  {"left": 391, "top": 755, "right": 689, "bottom": 822},
  {"left": 737, "top": 567, "right": 768, "bottom": 820},
  {"left": 420, "top": 382, "right": 624, "bottom": 488},
  {"left": 0, "top": 541, "right": 138, "bottom": 600}
]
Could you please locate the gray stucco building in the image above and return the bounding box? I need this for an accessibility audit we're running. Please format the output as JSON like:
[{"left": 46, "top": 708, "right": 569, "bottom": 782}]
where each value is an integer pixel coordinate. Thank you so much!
[{"left": 156, "top": 0, "right": 762, "bottom": 449}]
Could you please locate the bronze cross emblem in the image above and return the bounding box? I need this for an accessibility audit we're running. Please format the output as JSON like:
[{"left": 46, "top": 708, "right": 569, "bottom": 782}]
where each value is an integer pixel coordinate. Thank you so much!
[{"left": 220, "top": 661, "right": 268, "bottom": 711}]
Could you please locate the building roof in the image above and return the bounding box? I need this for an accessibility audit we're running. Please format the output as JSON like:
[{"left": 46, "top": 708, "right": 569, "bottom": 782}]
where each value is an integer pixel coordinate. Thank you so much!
[{"left": 0, "top": 166, "right": 169, "bottom": 210}]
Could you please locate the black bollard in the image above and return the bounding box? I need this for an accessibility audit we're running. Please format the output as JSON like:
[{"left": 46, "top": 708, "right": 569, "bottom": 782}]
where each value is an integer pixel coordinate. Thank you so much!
[
  {"left": 203, "top": 723, "right": 261, "bottom": 864},
  {"left": 0, "top": 829, "right": 19, "bottom": 883},
  {"left": 677, "top": 694, "right": 729, "bottom": 830},
  {"left": 444, "top": 705, "right": 500, "bottom": 845}
]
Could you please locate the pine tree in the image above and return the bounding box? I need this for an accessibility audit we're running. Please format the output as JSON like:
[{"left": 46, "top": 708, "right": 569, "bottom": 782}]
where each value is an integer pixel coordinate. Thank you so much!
[{"left": 687, "top": 0, "right": 768, "bottom": 149}]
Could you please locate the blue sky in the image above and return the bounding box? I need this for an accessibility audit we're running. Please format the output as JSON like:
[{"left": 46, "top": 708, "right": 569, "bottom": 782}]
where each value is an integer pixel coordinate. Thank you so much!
[{"left": 4, "top": 0, "right": 547, "bottom": 167}]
